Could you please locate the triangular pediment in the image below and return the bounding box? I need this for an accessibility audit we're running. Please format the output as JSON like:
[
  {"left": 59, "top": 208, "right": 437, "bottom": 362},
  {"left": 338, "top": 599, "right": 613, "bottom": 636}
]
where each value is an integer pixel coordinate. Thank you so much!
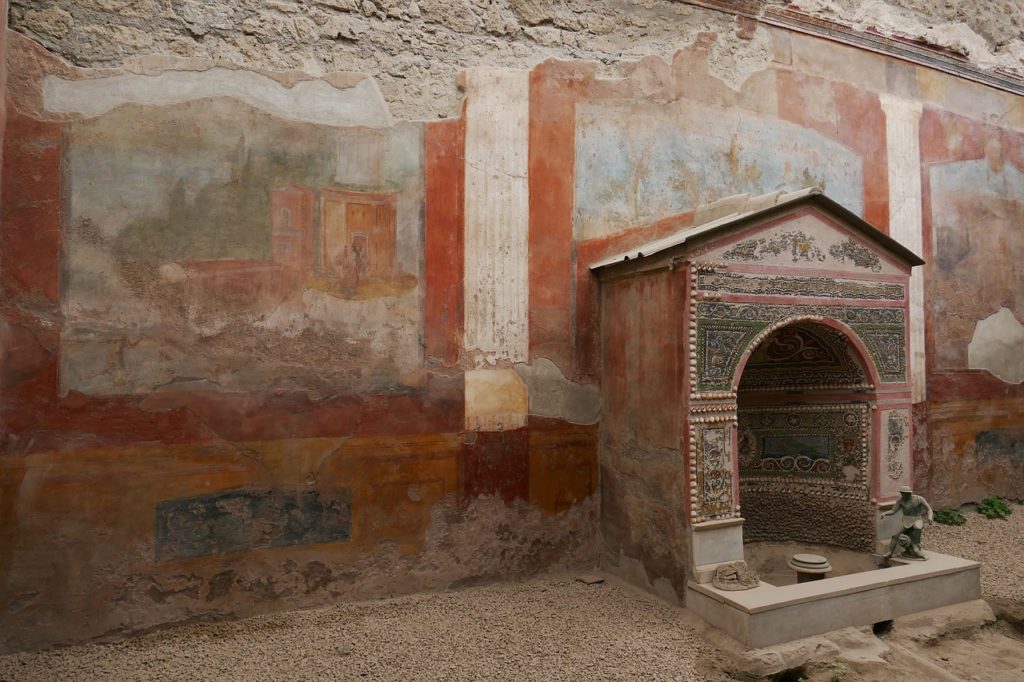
[{"left": 591, "top": 189, "right": 924, "bottom": 276}]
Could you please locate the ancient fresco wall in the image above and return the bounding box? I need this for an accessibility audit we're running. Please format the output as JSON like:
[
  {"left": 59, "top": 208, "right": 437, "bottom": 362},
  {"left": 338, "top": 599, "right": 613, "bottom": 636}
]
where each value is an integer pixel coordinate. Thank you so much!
[
  {"left": 61, "top": 97, "right": 422, "bottom": 396},
  {"left": 541, "top": 18, "right": 1024, "bottom": 516},
  {"left": 3, "top": 0, "right": 1024, "bottom": 652},
  {"left": 917, "top": 108, "right": 1024, "bottom": 505},
  {"left": 0, "top": 35, "right": 599, "bottom": 653}
]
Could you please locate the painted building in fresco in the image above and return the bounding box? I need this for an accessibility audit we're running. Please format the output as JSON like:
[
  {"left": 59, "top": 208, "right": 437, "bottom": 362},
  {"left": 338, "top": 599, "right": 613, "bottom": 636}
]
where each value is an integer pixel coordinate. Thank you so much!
[{"left": 2, "top": 0, "right": 1023, "bottom": 653}]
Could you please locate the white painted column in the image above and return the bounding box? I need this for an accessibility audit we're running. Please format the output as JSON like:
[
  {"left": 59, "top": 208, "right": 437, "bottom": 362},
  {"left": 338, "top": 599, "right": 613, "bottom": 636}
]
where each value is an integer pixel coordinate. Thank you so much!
[
  {"left": 881, "top": 95, "right": 926, "bottom": 403},
  {"left": 462, "top": 69, "right": 530, "bottom": 431},
  {"left": 462, "top": 68, "right": 530, "bottom": 365}
]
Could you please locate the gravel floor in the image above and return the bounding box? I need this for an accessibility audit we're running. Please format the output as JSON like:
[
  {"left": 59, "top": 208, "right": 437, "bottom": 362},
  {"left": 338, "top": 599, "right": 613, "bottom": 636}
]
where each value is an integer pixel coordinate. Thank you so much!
[
  {"left": 1, "top": 501, "right": 1020, "bottom": 682},
  {"left": 927, "top": 500, "right": 1024, "bottom": 609},
  {"left": 0, "top": 576, "right": 726, "bottom": 682}
]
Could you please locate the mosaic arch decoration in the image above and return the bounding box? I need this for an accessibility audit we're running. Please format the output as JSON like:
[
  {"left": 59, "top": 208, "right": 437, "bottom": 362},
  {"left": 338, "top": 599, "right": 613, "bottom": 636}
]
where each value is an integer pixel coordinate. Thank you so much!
[
  {"left": 693, "top": 302, "right": 906, "bottom": 391},
  {"left": 738, "top": 323, "right": 868, "bottom": 391}
]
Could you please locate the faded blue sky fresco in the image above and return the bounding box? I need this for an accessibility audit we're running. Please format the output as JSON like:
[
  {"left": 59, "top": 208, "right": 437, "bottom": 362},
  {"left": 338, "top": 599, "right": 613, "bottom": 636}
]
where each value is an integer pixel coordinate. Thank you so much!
[{"left": 574, "top": 100, "right": 864, "bottom": 240}]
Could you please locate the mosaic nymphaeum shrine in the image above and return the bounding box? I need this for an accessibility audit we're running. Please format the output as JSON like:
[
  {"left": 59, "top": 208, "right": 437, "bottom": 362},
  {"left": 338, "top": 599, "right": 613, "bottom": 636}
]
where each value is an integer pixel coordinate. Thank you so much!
[{"left": 694, "top": 302, "right": 907, "bottom": 389}]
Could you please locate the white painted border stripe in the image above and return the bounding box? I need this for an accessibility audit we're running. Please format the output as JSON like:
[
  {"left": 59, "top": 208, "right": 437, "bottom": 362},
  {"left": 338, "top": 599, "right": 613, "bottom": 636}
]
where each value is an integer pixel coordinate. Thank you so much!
[{"left": 43, "top": 69, "right": 392, "bottom": 128}]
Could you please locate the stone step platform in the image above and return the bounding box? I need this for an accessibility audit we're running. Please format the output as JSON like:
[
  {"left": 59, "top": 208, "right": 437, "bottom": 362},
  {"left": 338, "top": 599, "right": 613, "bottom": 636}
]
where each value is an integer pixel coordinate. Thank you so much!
[{"left": 686, "top": 551, "right": 981, "bottom": 648}]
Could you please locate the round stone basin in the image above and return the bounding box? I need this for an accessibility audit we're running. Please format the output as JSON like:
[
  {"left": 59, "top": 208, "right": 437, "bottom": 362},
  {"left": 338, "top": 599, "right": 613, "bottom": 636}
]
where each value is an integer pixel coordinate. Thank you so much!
[{"left": 744, "top": 541, "right": 880, "bottom": 587}]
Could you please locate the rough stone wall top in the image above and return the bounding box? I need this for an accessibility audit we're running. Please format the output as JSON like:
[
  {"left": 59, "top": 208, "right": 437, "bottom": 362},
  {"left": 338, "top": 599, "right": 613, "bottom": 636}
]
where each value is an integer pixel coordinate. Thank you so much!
[
  {"left": 11, "top": 1, "right": 1024, "bottom": 120},
  {"left": 8, "top": 0, "right": 743, "bottom": 119},
  {"left": 775, "top": 0, "right": 1024, "bottom": 75}
]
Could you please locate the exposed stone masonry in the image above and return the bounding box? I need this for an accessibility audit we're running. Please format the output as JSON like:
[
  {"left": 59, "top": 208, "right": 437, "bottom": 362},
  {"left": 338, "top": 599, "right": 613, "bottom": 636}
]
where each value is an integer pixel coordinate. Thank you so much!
[
  {"left": 11, "top": 0, "right": 1024, "bottom": 120},
  {"left": 9, "top": 0, "right": 745, "bottom": 119}
]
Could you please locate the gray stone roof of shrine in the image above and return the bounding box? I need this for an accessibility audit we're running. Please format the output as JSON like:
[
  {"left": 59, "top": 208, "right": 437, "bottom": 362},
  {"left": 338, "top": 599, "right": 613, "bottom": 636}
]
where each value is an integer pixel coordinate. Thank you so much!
[{"left": 589, "top": 187, "right": 926, "bottom": 271}]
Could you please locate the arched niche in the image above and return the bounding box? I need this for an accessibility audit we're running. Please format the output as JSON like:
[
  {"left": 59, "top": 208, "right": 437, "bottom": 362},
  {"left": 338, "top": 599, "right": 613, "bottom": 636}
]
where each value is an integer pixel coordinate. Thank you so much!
[{"left": 732, "top": 317, "right": 878, "bottom": 552}]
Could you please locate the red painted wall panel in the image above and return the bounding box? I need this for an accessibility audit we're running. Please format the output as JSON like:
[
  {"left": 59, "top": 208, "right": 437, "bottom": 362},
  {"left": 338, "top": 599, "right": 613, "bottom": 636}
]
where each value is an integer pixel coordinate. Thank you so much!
[{"left": 423, "top": 117, "right": 465, "bottom": 367}]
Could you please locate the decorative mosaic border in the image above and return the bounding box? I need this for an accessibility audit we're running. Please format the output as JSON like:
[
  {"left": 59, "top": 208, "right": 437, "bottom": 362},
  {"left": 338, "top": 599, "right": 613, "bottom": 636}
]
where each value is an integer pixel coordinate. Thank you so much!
[
  {"left": 737, "top": 403, "right": 869, "bottom": 495},
  {"left": 696, "top": 271, "right": 905, "bottom": 301},
  {"left": 696, "top": 302, "right": 905, "bottom": 326},
  {"left": 688, "top": 416, "right": 738, "bottom": 523},
  {"left": 884, "top": 410, "right": 910, "bottom": 482},
  {"left": 737, "top": 483, "right": 870, "bottom": 503}
]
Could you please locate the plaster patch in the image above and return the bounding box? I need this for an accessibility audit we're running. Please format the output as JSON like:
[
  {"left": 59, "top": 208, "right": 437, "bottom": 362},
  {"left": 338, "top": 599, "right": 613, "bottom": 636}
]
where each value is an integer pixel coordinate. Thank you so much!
[
  {"left": 514, "top": 358, "right": 601, "bottom": 425},
  {"left": 43, "top": 68, "right": 392, "bottom": 127},
  {"left": 968, "top": 308, "right": 1024, "bottom": 384},
  {"left": 464, "top": 368, "right": 529, "bottom": 432}
]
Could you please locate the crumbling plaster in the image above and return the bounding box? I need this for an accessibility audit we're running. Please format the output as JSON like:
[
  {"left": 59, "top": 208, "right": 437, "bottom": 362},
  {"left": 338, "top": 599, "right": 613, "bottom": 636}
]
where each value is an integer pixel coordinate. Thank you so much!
[{"left": 9, "top": 1, "right": 1024, "bottom": 120}]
